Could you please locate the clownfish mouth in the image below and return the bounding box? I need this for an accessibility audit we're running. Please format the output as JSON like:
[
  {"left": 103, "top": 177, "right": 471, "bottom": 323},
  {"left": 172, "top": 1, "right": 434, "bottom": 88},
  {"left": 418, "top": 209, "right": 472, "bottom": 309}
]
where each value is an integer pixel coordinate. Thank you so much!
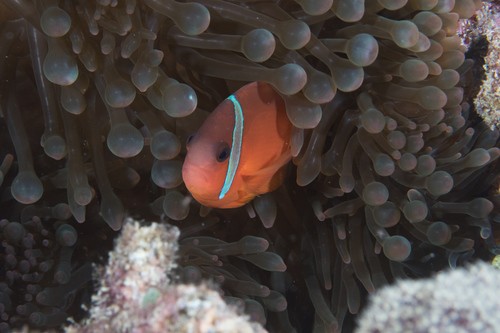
[{"left": 182, "top": 164, "right": 218, "bottom": 199}]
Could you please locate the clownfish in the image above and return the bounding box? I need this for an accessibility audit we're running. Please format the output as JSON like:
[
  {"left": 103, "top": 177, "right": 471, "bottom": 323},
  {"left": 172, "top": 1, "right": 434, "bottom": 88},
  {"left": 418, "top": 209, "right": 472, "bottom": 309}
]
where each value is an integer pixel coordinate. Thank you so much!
[{"left": 182, "top": 82, "right": 292, "bottom": 208}]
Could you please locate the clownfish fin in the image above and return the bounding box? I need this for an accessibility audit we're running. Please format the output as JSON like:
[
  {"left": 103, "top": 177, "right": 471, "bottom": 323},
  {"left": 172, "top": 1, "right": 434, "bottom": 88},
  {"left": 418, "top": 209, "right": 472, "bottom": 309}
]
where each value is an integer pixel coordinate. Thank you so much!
[
  {"left": 244, "top": 151, "right": 292, "bottom": 178},
  {"left": 267, "top": 165, "right": 288, "bottom": 192},
  {"left": 241, "top": 163, "right": 289, "bottom": 195},
  {"left": 237, "top": 188, "right": 256, "bottom": 203},
  {"left": 241, "top": 173, "right": 266, "bottom": 191}
]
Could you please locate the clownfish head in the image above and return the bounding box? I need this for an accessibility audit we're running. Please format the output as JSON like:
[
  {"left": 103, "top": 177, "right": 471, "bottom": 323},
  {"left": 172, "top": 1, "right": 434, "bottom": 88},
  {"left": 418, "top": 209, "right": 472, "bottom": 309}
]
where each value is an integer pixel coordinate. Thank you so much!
[{"left": 182, "top": 97, "right": 241, "bottom": 207}]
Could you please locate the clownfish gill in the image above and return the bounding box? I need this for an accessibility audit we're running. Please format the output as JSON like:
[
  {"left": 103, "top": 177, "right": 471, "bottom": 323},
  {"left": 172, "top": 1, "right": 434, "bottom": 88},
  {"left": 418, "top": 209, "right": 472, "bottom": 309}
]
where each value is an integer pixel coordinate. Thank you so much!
[{"left": 218, "top": 94, "right": 244, "bottom": 200}]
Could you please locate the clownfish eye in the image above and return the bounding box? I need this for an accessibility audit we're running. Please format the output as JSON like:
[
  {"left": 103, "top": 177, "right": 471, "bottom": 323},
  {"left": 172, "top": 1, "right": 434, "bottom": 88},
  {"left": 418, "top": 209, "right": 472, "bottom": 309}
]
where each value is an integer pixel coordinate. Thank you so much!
[
  {"left": 186, "top": 134, "right": 195, "bottom": 147},
  {"left": 216, "top": 142, "right": 230, "bottom": 162}
]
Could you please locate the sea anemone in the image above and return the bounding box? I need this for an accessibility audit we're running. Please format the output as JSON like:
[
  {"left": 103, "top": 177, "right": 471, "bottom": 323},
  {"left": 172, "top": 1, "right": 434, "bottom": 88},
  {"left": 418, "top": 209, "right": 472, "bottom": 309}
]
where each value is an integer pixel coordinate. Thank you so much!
[
  {"left": 0, "top": 216, "right": 91, "bottom": 331},
  {"left": 0, "top": 0, "right": 498, "bottom": 332}
]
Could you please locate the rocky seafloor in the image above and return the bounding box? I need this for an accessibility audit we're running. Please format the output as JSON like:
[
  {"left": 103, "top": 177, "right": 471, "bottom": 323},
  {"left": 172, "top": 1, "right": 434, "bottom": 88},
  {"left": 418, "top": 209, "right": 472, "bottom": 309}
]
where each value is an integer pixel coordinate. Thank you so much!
[{"left": 0, "top": 0, "right": 499, "bottom": 332}]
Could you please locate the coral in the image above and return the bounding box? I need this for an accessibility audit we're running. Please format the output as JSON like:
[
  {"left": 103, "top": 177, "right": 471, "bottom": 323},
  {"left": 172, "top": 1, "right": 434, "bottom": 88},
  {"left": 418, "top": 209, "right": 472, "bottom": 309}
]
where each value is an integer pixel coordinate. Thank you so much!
[
  {"left": 0, "top": 0, "right": 498, "bottom": 332},
  {"left": 66, "top": 218, "right": 266, "bottom": 333},
  {"left": 473, "top": 2, "right": 500, "bottom": 130},
  {"left": 459, "top": 1, "right": 500, "bottom": 130},
  {"left": 492, "top": 255, "right": 500, "bottom": 269},
  {"left": 355, "top": 261, "right": 500, "bottom": 333}
]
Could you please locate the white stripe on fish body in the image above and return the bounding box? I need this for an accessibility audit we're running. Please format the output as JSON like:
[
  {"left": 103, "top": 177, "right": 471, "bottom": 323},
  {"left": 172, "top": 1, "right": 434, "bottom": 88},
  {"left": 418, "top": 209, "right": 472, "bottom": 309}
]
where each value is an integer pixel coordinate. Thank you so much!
[{"left": 218, "top": 94, "right": 244, "bottom": 200}]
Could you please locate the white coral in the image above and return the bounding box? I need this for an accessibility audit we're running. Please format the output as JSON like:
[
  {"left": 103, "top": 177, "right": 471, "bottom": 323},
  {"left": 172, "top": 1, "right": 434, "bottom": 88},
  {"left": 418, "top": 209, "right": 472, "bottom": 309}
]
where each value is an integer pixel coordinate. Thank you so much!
[
  {"left": 356, "top": 262, "right": 500, "bottom": 333},
  {"left": 66, "top": 217, "right": 265, "bottom": 333}
]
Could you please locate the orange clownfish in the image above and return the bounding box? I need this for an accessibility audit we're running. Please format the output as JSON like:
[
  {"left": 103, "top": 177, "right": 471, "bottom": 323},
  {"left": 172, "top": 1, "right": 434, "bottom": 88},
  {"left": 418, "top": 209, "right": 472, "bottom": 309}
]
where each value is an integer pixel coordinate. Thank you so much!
[{"left": 182, "top": 82, "right": 292, "bottom": 208}]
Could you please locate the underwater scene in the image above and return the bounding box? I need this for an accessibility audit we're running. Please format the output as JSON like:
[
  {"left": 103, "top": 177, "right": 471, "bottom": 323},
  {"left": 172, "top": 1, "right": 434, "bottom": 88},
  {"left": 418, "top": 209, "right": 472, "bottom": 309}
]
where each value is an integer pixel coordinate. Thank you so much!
[{"left": 0, "top": 0, "right": 499, "bottom": 332}]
